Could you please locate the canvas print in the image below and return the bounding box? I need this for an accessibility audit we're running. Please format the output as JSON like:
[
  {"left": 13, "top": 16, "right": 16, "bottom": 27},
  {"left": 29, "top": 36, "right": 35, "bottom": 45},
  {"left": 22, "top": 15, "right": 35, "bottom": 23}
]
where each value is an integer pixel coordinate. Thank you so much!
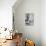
[{"left": 25, "top": 13, "right": 34, "bottom": 25}]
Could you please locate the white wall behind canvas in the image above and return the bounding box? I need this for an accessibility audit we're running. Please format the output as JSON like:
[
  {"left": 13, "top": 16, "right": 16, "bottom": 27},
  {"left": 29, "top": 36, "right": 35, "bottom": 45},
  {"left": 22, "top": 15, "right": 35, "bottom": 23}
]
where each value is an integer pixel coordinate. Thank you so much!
[
  {"left": 41, "top": 0, "right": 46, "bottom": 46},
  {"left": 13, "top": 0, "right": 41, "bottom": 46},
  {"left": 13, "top": 0, "right": 46, "bottom": 46}
]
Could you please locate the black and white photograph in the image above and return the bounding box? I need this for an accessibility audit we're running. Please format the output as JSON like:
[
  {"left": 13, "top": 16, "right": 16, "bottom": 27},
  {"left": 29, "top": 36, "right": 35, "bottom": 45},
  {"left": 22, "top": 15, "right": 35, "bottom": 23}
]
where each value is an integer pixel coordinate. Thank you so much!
[{"left": 25, "top": 13, "right": 34, "bottom": 25}]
